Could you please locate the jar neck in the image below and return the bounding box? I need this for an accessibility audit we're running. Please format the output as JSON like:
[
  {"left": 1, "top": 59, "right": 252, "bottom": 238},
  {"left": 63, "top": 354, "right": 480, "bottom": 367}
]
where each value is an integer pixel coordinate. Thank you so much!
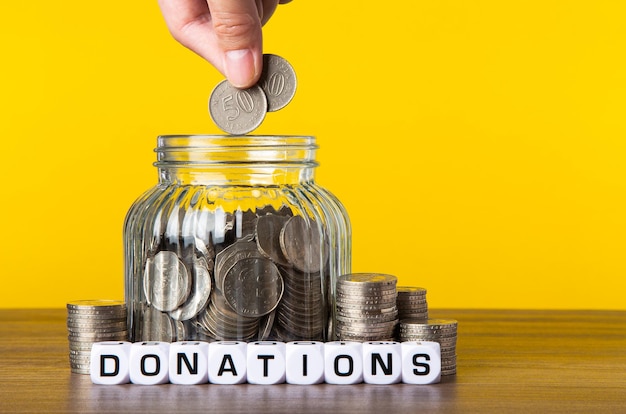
[{"left": 155, "top": 135, "right": 318, "bottom": 186}]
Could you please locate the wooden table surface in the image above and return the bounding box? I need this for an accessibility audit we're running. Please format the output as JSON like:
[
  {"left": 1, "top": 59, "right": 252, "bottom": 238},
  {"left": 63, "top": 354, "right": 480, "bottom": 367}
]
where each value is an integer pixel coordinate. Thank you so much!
[{"left": 0, "top": 309, "right": 624, "bottom": 413}]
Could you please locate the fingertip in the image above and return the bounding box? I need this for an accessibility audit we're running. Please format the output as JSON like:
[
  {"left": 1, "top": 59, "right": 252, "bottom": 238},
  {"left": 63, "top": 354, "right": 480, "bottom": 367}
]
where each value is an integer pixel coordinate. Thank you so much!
[{"left": 223, "top": 49, "right": 261, "bottom": 88}]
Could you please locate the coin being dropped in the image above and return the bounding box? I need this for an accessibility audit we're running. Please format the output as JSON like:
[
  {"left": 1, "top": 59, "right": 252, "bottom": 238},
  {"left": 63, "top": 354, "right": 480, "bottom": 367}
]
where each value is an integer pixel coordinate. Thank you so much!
[
  {"left": 208, "top": 80, "right": 267, "bottom": 135},
  {"left": 259, "top": 54, "right": 297, "bottom": 112}
]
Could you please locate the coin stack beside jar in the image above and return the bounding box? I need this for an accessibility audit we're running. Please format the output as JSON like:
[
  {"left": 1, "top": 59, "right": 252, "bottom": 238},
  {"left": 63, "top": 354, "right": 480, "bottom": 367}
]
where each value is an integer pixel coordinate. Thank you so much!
[
  {"left": 66, "top": 300, "right": 127, "bottom": 374},
  {"left": 335, "top": 273, "right": 399, "bottom": 341},
  {"left": 398, "top": 319, "right": 458, "bottom": 376},
  {"left": 396, "top": 286, "right": 429, "bottom": 322}
]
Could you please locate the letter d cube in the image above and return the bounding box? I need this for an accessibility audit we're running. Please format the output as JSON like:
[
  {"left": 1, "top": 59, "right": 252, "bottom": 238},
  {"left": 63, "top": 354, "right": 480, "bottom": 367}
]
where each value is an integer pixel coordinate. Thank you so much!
[
  {"left": 129, "top": 342, "right": 170, "bottom": 385},
  {"left": 90, "top": 341, "right": 132, "bottom": 385}
]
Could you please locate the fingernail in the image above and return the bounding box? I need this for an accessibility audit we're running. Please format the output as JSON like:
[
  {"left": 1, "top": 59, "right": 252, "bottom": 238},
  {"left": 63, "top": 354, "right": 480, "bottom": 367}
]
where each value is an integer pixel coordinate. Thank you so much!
[{"left": 224, "top": 49, "right": 255, "bottom": 88}]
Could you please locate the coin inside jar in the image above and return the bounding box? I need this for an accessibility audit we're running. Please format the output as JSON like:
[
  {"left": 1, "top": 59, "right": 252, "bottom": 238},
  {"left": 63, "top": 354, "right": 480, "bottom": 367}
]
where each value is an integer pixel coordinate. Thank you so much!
[
  {"left": 280, "top": 215, "right": 324, "bottom": 273},
  {"left": 222, "top": 257, "right": 284, "bottom": 317},
  {"left": 144, "top": 250, "right": 191, "bottom": 312}
]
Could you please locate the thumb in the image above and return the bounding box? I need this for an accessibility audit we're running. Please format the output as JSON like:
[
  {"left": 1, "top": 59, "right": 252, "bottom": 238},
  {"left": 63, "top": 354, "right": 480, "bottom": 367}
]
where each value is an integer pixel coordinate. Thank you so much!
[{"left": 207, "top": 0, "right": 264, "bottom": 88}]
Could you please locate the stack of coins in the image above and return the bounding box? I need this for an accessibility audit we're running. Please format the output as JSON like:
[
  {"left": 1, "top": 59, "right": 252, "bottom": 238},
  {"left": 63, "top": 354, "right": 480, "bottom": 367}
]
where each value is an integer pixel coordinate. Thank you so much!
[
  {"left": 396, "top": 286, "right": 428, "bottom": 321},
  {"left": 398, "top": 319, "right": 458, "bottom": 376},
  {"left": 66, "top": 300, "right": 127, "bottom": 374},
  {"left": 335, "top": 273, "right": 398, "bottom": 341},
  {"left": 209, "top": 54, "right": 297, "bottom": 135}
]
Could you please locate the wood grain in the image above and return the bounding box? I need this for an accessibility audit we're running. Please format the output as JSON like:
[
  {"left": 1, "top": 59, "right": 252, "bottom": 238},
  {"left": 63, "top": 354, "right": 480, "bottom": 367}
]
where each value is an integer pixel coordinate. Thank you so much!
[{"left": 0, "top": 309, "right": 624, "bottom": 413}]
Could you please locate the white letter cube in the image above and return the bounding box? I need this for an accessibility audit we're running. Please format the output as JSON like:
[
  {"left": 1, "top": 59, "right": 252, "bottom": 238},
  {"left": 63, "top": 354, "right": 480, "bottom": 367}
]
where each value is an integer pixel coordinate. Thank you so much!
[
  {"left": 129, "top": 341, "right": 170, "bottom": 385},
  {"left": 247, "top": 341, "right": 286, "bottom": 385},
  {"left": 324, "top": 341, "right": 363, "bottom": 385},
  {"left": 285, "top": 341, "right": 325, "bottom": 385},
  {"left": 208, "top": 341, "right": 247, "bottom": 384},
  {"left": 90, "top": 341, "right": 132, "bottom": 385},
  {"left": 168, "top": 341, "right": 209, "bottom": 385},
  {"left": 401, "top": 341, "right": 441, "bottom": 384},
  {"left": 362, "top": 341, "right": 402, "bottom": 384}
]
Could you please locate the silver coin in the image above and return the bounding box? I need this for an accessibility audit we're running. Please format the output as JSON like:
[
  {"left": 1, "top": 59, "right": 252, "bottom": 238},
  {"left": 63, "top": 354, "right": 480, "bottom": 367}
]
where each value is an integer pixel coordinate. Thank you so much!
[
  {"left": 67, "top": 300, "right": 126, "bottom": 310},
  {"left": 258, "top": 310, "right": 276, "bottom": 340},
  {"left": 141, "top": 306, "right": 176, "bottom": 342},
  {"left": 280, "top": 215, "right": 323, "bottom": 273},
  {"left": 169, "top": 256, "right": 212, "bottom": 321},
  {"left": 397, "top": 286, "right": 427, "bottom": 295},
  {"left": 256, "top": 214, "right": 291, "bottom": 266},
  {"left": 208, "top": 80, "right": 267, "bottom": 135},
  {"left": 259, "top": 54, "right": 297, "bottom": 112},
  {"left": 337, "top": 273, "right": 398, "bottom": 286},
  {"left": 222, "top": 257, "right": 284, "bottom": 317},
  {"left": 215, "top": 238, "right": 264, "bottom": 292},
  {"left": 144, "top": 251, "right": 191, "bottom": 312},
  {"left": 67, "top": 319, "right": 127, "bottom": 329}
]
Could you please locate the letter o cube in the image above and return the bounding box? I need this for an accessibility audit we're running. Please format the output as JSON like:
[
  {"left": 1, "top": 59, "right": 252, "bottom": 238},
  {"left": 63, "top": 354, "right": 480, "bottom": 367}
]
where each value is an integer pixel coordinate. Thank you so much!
[
  {"left": 324, "top": 341, "right": 363, "bottom": 385},
  {"left": 129, "top": 342, "right": 170, "bottom": 385}
]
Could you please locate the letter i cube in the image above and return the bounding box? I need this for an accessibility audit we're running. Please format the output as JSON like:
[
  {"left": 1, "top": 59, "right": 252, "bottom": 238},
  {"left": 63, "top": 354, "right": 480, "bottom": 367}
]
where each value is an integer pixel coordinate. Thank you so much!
[{"left": 285, "top": 341, "right": 325, "bottom": 385}]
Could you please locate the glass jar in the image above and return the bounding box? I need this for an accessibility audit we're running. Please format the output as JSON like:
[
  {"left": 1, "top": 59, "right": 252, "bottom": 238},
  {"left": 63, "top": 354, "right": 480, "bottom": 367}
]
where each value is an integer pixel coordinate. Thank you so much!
[{"left": 124, "top": 135, "right": 351, "bottom": 343}]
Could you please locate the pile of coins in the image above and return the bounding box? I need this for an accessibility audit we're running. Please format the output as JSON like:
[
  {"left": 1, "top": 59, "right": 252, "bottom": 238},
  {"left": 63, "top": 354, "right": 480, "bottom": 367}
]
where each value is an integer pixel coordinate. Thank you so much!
[
  {"left": 209, "top": 54, "right": 297, "bottom": 135},
  {"left": 66, "top": 300, "right": 127, "bottom": 374},
  {"left": 396, "top": 286, "right": 428, "bottom": 321},
  {"left": 398, "top": 319, "right": 458, "bottom": 376},
  {"left": 335, "top": 273, "right": 399, "bottom": 341},
  {"left": 140, "top": 205, "right": 329, "bottom": 342}
]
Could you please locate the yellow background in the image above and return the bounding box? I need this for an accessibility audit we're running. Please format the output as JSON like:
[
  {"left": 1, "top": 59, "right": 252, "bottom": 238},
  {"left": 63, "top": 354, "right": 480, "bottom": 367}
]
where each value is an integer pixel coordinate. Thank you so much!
[{"left": 1, "top": 1, "right": 624, "bottom": 309}]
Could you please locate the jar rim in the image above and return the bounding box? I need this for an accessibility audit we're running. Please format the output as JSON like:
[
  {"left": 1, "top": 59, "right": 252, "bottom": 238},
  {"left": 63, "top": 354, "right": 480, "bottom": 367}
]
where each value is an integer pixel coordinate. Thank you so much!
[
  {"left": 156, "top": 135, "right": 317, "bottom": 151},
  {"left": 154, "top": 135, "right": 319, "bottom": 168}
]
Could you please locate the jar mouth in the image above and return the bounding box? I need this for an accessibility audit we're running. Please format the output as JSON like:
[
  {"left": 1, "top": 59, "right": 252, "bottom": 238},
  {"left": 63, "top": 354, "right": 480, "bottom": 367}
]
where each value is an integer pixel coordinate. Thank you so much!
[{"left": 154, "top": 135, "right": 318, "bottom": 168}]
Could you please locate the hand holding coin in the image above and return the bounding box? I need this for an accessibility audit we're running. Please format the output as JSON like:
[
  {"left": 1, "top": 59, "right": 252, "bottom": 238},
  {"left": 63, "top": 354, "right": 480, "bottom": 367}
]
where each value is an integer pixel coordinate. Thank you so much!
[{"left": 158, "top": 0, "right": 293, "bottom": 88}]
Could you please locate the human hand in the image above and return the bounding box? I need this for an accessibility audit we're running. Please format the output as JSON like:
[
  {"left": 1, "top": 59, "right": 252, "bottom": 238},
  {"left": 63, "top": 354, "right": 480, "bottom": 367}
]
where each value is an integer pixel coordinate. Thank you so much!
[{"left": 158, "top": 0, "right": 292, "bottom": 88}]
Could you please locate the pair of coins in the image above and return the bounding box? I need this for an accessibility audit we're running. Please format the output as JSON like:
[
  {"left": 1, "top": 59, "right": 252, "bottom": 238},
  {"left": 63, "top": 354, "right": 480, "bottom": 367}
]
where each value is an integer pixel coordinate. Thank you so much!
[
  {"left": 397, "top": 286, "right": 428, "bottom": 322},
  {"left": 66, "top": 300, "right": 127, "bottom": 374},
  {"left": 398, "top": 319, "right": 458, "bottom": 376},
  {"left": 209, "top": 54, "right": 297, "bottom": 135},
  {"left": 335, "top": 273, "right": 399, "bottom": 342}
]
